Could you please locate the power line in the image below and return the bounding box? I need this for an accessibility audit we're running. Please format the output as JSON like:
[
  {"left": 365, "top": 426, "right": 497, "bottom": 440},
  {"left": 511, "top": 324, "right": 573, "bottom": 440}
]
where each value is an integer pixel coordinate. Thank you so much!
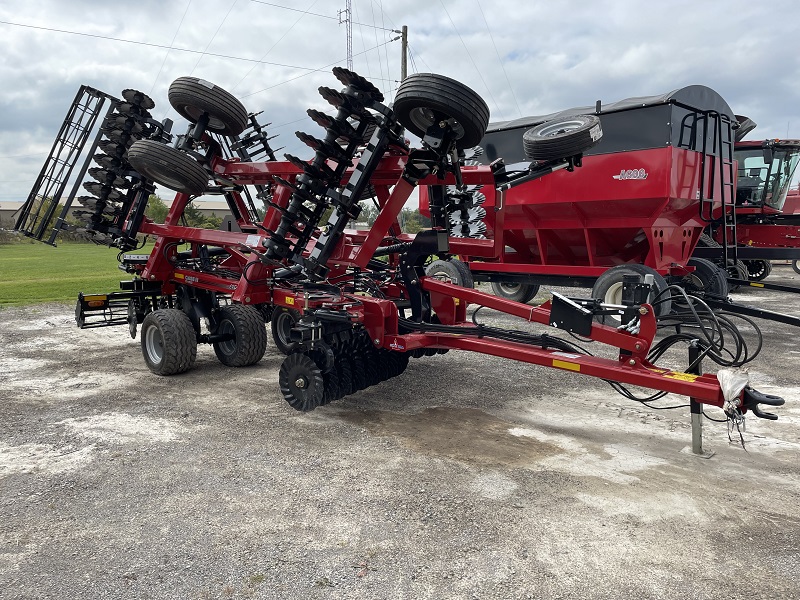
[
  {"left": 438, "top": 0, "right": 501, "bottom": 120},
  {"left": 189, "top": 0, "right": 239, "bottom": 75},
  {"left": 231, "top": 0, "right": 320, "bottom": 92},
  {"left": 240, "top": 36, "right": 399, "bottom": 98},
  {"left": 476, "top": 0, "right": 522, "bottom": 118},
  {"left": 249, "top": 0, "right": 394, "bottom": 31},
  {"left": 0, "top": 19, "right": 317, "bottom": 72},
  {"left": 150, "top": 0, "right": 192, "bottom": 94}
]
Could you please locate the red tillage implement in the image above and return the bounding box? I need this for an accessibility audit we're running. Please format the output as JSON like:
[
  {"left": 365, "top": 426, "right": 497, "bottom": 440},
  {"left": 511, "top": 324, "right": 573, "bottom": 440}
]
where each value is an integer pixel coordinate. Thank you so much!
[{"left": 14, "top": 69, "right": 783, "bottom": 450}]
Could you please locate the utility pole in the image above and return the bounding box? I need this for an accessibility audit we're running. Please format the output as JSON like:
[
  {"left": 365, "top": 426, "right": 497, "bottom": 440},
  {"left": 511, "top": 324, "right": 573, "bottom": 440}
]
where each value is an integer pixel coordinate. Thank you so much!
[
  {"left": 400, "top": 25, "right": 407, "bottom": 80},
  {"left": 338, "top": 1, "right": 353, "bottom": 71}
]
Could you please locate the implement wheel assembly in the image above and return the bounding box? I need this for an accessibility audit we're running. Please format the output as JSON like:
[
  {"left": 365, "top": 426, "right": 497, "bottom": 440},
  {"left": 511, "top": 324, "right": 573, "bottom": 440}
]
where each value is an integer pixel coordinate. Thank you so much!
[
  {"left": 592, "top": 264, "right": 672, "bottom": 324},
  {"left": 270, "top": 306, "right": 302, "bottom": 355},
  {"left": 682, "top": 257, "right": 729, "bottom": 297},
  {"left": 279, "top": 353, "right": 325, "bottom": 412},
  {"left": 141, "top": 309, "right": 197, "bottom": 375},
  {"left": 212, "top": 304, "right": 268, "bottom": 367},
  {"left": 523, "top": 115, "right": 603, "bottom": 162},
  {"left": 168, "top": 76, "right": 248, "bottom": 136},
  {"left": 745, "top": 259, "right": 772, "bottom": 282},
  {"left": 128, "top": 140, "right": 209, "bottom": 195},
  {"left": 392, "top": 73, "right": 490, "bottom": 149}
]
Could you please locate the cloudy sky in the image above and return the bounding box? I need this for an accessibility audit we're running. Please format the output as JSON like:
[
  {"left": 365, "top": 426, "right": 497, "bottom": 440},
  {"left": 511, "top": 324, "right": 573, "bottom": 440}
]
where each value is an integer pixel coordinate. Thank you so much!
[{"left": 1, "top": 0, "right": 799, "bottom": 205}]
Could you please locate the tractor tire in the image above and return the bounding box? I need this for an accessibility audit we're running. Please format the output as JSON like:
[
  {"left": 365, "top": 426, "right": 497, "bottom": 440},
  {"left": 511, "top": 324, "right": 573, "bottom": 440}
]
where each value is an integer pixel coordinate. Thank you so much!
[
  {"left": 141, "top": 309, "right": 197, "bottom": 375},
  {"left": 270, "top": 306, "right": 302, "bottom": 355},
  {"left": 425, "top": 259, "right": 474, "bottom": 287},
  {"left": 522, "top": 114, "right": 603, "bottom": 162},
  {"left": 168, "top": 76, "right": 248, "bottom": 136},
  {"left": 745, "top": 259, "right": 772, "bottom": 281},
  {"left": 212, "top": 304, "right": 268, "bottom": 367},
  {"left": 792, "top": 259, "right": 800, "bottom": 275},
  {"left": 490, "top": 281, "right": 540, "bottom": 304},
  {"left": 279, "top": 353, "right": 325, "bottom": 412},
  {"left": 592, "top": 264, "right": 671, "bottom": 324},
  {"left": 392, "top": 73, "right": 490, "bottom": 150},
  {"left": 682, "top": 257, "right": 729, "bottom": 297},
  {"left": 128, "top": 139, "right": 209, "bottom": 195}
]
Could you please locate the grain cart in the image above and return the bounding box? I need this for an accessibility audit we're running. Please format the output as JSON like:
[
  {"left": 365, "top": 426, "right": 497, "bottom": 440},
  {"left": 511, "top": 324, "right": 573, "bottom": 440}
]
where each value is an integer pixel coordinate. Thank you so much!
[
  {"left": 420, "top": 86, "right": 741, "bottom": 313},
  {"left": 14, "top": 69, "right": 784, "bottom": 452}
]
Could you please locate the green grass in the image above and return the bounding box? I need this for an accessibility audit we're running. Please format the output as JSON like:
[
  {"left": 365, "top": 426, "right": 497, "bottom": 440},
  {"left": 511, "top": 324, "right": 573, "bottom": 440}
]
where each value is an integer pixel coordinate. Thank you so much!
[{"left": 0, "top": 241, "right": 151, "bottom": 306}]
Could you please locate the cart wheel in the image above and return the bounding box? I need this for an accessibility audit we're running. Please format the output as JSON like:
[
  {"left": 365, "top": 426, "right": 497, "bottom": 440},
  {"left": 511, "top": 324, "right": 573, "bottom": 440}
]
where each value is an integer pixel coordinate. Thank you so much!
[
  {"left": 490, "top": 281, "right": 540, "bottom": 304},
  {"left": 270, "top": 306, "right": 302, "bottom": 355},
  {"left": 141, "top": 309, "right": 197, "bottom": 375},
  {"left": 279, "top": 353, "right": 325, "bottom": 411},
  {"left": 793, "top": 259, "right": 800, "bottom": 275},
  {"left": 212, "top": 304, "right": 268, "bottom": 367},
  {"left": 592, "top": 264, "right": 672, "bottom": 324},
  {"left": 425, "top": 259, "right": 474, "bottom": 287},
  {"left": 128, "top": 139, "right": 209, "bottom": 195},
  {"left": 522, "top": 115, "right": 603, "bottom": 162},
  {"left": 745, "top": 259, "right": 772, "bottom": 281},
  {"left": 681, "top": 258, "right": 729, "bottom": 297},
  {"left": 168, "top": 76, "right": 248, "bottom": 136},
  {"left": 392, "top": 73, "right": 490, "bottom": 150},
  {"left": 725, "top": 260, "right": 750, "bottom": 291}
]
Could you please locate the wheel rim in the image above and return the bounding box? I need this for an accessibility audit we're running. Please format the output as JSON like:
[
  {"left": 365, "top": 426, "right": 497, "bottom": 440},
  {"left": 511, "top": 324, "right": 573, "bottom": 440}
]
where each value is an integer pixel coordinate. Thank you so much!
[
  {"left": 496, "top": 282, "right": 521, "bottom": 295},
  {"left": 145, "top": 326, "right": 164, "bottom": 365},
  {"left": 216, "top": 318, "right": 236, "bottom": 356},
  {"left": 605, "top": 281, "right": 625, "bottom": 306},
  {"left": 536, "top": 119, "right": 587, "bottom": 137},
  {"left": 407, "top": 107, "right": 465, "bottom": 141},
  {"left": 275, "top": 311, "right": 296, "bottom": 347}
]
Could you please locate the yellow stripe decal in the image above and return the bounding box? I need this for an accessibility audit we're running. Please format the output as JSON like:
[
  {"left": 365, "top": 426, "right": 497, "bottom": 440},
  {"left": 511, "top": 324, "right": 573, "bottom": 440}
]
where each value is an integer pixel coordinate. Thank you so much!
[
  {"left": 553, "top": 359, "right": 580, "bottom": 372},
  {"left": 82, "top": 294, "right": 106, "bottom": 301},
  {"left": 664, "top": 372, "right": 699, "bottom": 382},
  {"left": 750, "top": 282, "right": 764, "bottom": 288},
  {"left": 174, "top": 273, "right": 185, "bottom": 279}
]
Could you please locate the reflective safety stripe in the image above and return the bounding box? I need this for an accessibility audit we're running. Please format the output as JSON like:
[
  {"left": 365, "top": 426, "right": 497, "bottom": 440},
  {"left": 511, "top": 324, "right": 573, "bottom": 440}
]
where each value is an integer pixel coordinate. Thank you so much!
[{"left": 553, "top": 359, "right": 580, "bottom": 372}]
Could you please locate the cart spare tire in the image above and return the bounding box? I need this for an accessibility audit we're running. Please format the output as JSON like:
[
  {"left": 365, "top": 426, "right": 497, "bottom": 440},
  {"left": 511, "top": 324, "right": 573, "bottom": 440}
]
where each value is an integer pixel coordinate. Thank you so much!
[
  {"left": 168, "top": 76, "right": 248, "bottom": 136},
  {"left": 128, "top": 140, "right": 209, "bottom": 195},
  {"left": 592, "top": 264, "right": 672, "bottom": 324},
  {"left": 523, "top": 114, "right": 603, "bottom": 162},
  {"left": 393, "top": 73, "right": 490, "bottom": 150},
  {"left": 425, "top": 259, "right": 474, "bottom": 288}
]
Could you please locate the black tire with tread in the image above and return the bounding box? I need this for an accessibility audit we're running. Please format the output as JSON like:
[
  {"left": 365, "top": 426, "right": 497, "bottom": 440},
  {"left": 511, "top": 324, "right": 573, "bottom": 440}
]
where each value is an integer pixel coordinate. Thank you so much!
[
  {"left": 592, "top": 264, "right": 672, "bottom": 324},
  {"left": 684, "top": 257, "right": 729, "bottom": 297},
  {"left": 168, "top": 76, "right": 248, "bottom": 136},
  {"left": 425, "top": 259, "right": 474, "bottom": 288},
  {"left": 212, "top": 304, "right": 268, "bottom": 367},
  {"left": 523, "top": 115, "right": 602, "bottom": 161},
  {"left": 141, "top": 309, "right": 197, "bottom": 375},
  {"left": 128, "top": 139, "right": 209, "bottom": 195},
  {"left": 393, "top": 73, "right": 490, "bottom": 150},
  {"left": 792, "top": 259, "right": 800, "bottom": 275},
  {"left": 270, "top": 306, "right": 302, "bottom": 355},
  {"left": 491, "top": 281, "right": 540, "bottom": 304},
  {"left": 745, "top": 259, "right": 772, "bottom": 281}
]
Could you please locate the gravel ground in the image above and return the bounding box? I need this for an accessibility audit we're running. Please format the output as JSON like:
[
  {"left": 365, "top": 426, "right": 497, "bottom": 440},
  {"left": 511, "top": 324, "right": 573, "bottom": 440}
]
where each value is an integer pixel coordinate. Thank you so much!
[{"left": 2, "top": 266, "right": 800, "bottom": 599}]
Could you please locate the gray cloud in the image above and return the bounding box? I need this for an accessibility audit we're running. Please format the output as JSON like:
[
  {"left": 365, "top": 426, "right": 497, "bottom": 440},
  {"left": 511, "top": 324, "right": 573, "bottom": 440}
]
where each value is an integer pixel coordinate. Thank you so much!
[{"left": 1, "top": 0, "right": 798, "bottom": 202}]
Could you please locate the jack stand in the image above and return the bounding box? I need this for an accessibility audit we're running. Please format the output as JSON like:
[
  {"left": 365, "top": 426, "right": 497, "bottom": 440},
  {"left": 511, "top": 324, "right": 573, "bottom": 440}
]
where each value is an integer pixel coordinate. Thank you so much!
[{"left": 683, "top": 343, "right": 715, "bottom": 458}]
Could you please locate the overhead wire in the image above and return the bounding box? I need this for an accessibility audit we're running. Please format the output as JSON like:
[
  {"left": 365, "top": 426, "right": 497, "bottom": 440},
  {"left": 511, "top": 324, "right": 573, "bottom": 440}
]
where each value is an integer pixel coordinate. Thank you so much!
[
  {"left": 369, "top": 2, "right": 387, "bottom": 96},
  {"left": 149, "top": 0, "right": 192, "bottom": 94},
  {"left": 438, "top": 0, "right": 502, "bottom": 120},
  {"left": 230, "top": 0, "right": 319, "bottom": 92},
  {"left": 476, "top": 0, "right": 522, "bottom": 118},
  {"left": 249, "top": 0, "right": 393, "bottom": 30},
  {"left": 188, "top": 0, "right": 239, "bottom": 75},
  {"left": 352, "top": 1, "right": 373, "bottom": 80}
]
